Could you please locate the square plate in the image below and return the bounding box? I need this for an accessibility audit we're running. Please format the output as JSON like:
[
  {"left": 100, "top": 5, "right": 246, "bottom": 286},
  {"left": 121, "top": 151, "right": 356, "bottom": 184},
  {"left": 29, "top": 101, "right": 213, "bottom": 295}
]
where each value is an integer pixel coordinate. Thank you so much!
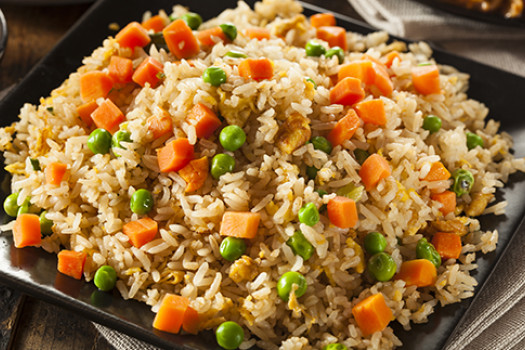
[{"left": 1, "top": 0, "right": 525, "bottom": 349}]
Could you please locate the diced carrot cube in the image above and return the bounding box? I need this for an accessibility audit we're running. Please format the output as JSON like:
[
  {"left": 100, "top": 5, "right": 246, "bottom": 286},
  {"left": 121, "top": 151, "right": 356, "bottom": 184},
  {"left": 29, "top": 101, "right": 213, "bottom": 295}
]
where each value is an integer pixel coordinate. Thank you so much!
[
  {"left": 76, "top": 100, "right": 98, "bottom": 127},
  {"left": 310, "top": 13, "right": 336, "bottom": 28},
  {"left": 147, "top": 111, "right": 173, "bottom": 139},
  {"left": 196, "top": 27, "right": 228, "bottom": 47},
  {"left": 238, "top": 58, "right": 274, "bottom": 81},
  {"left": 384, "top": 51, "right": 401, "bottom": 68},
  {"left": 412, "top": 65, "right": 441, "bottom": 95},
  {"left": 327, "top": 108, "right": 360, "bottom": 147},
  {"left": 329, "top": 77, "right": 365, "bottom": 106},
  {"left": 327, "top": 196, "right": 358, "bottom": 229},
  {"left": 115, "top": 22, "right": 151, "bottom": 49},
  {"left": 432, "top": 232, "right": 462, "bottom": 260},
  {"left": 220, "top": 211, "right": 261, "bottom": 239},
  {"left": 108, "top": 56, "right": 134, "bottom": 84},
  {"left": 132, "top": 57, "right": 164, "bottom": 88},
  {"left": 352, "top": 293, "right": 393, "bottom": 337},
  {"left": 163, "top": 19, "right": 200, "bottom": 59},
  {"left": 396, "top": 259, "right": 437, "bottom": 287},
  {"left": 359, "top": 154, "right": 391, "bottom": 190},
  {"left": 91, "top": 99, "right": 126, "bottom": 134},
  {"left": 186, "top": 103, "right": 221, "bottom": 139},
  {"left": 142, "top": 15, "right": 167, "bottom": 33},
  {"left": 423, "top": 162, "right": 451, "bottom": 182},
  {"left": 57, "top": 250, "right": 87, "bottom": 280},
  {"left": 122, "top": 217, "right": 158, "bottom": 248},
  {"left": 13, "top": 213, "right": 41, "bottom": 248},
  {"left": 157, "top": 138, "right": 194, "bottom": 173},
  {"left": 153, "top": 294, "right": 198, "bottom": 334},
  {"left": 45, "top": 162, "right": 68, "bottom": 185},
  {"left": 79, "top": 71, "right": 114, "bottom": 103},
  {"left": 354, "top": 99, "right": 386, "bottom": 126},
  {"left": 178, "top": 156, "right": 209, "bottom": 193},
  {"left": 316, "top": 26, "right": 347, "bottom": 51},
  {"left": 244, "top": 27, "right": 271, "bottom": 40},
  {"left": 430, "top": 190, "right": 456, "bottom": 216},
  {"left": 338, "top": 60, "right": 376, "bottom": 85}
]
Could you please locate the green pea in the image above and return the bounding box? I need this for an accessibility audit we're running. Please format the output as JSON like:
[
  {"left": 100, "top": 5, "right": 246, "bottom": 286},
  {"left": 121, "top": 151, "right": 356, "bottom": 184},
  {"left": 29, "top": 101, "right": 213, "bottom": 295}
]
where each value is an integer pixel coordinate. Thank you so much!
[
  {"left": 130, "top": 189, "right": 154, "bottom": 214},
  {"left": 219, "top": 125, "right": 246, "bottom": 152},
  {"left": 466, "top": 131, "right": 484, "bottom": 150},
  {"left": 325, "top": 46, "right": 344, "bottom": 64},
  {"left": 311, "top": 136, "right": 332, "bottom": 154},
  {"left": 451, "top": 169, "right": 474, "bottom": 197},
  {"left": 367, "top": 252, "right": 396, "bottom": 282},
  {"left": 219, "top": 23, "right": 237, "bottom": 41},
  {"left": 203, "top": 67, "right": 227, "bottom": 87},
  {"left": 17, "top": 197, "right": 31, "bottom": 216},
  {"left": 305, "top": 40, "right": 326, "bottom": 57},
  {"left": 323, "top": 344, "right": 348, "bottom": 350},
  {"left": 298, "top": 202, "right": 320, "bottom": 226},
  {"left": 422, "top": 115, "right": 442, "bottom": 133},
  {"left": 277, "top": 271, "right": 307, "bottom": 302},
  {"left": 220, "top": 237, "right": 246, "bottom": 262},
  {"left": 111, "top": 130, "right": 132, "bottom": 157},
  {"left": 87, "top": 128, "right": 112, "bottom": 155},
  {"left": 30, "top": 158, "right": 41, "bottom": 171},
  {"left": 225, "top": 50, "right": 247, "bottom": 58},
  {"left": 94, "top": 265, "right": 118, "bottom": 292},
  {"left": 354, "top": 149, "right": 369, "bottom": 165},
  {"left": 215, "top": 321, "right": 244, "bottom": 350},
  {"left": 286, "top": 231, "right": 314, "bottom": 261},
  {"left": 39, "top": 211, "right": 54, "bottom": 236},
  {"left": 416, "top": 237, "right": 441, "bottom": 268},
  {"left": 3, "top": 193, "right": 19, "bottom": 217},
  {"left": 211, "top": 154, "right": 235, "bottom": 179},
  {"left": 181, "top": 12, "right": 202, "bottom": 30},
  {"left": 364, "top": 232, "right": 387, "bottom": 255},
  {"left": 306, "top": 166, "right": 318, "bottom": 180},
  {"left": 306, "top": 78, "right": 317, "bottom": 89}
]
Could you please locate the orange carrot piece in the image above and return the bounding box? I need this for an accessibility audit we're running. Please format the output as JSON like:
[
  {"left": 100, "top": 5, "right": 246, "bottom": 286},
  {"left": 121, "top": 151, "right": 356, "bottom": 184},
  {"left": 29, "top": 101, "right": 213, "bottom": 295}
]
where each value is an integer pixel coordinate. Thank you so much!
[
  {"left": 362, "top": 54, "right": 388, "bottom": 76},
  {"left": 396, "top": 259, "right": 437, "bottom": 287},
  {"left": 423, "top": 162, "right": 451, "bottom": 182},
  {"left": 79, "top": 71, "right": 114, "bottom": 103},
  {"left": 108, "top": 56, "right": 134, "bottom": 84},
  {"left": 163, "top": 19, "right": 200, "bottom": 59},
  {"left": 13, "top": 213, "right": 41, "bottom": 248},
  {"left": 132, "top": 56, "right": 164, "bottom": 88},
  {"left": 384, "top": 51, "right": 401, "bottom": 68},
  {"left": 412, "top": 64, "right": 441, "bottom": 95},
  {"left": 57, "top": 250, "right": 87, "bottom": 280},
  {"left": 142, "top": 15, "right": 166, "bottom": 33},
  {"left": 122, "top": 217, "right": 159, "bottom": 248},
  {"left": 430, "top": 190, "right": 456, "bottom": 216},
  {"left": 45, "top": 162, "right": 68, "bottom": 185},
  {"left": 327, "top": 196, "right": 358, "bottom": 229},
  {"left": 338, "top": 60, "right": 376, "bottom": 85},
  {"left": 329, "top": 77, "right": 365, "bottom": 106},
  {"left": 91, "top": 99, "right": 126, "bottom": 134},
  {"left": 220, "top": 211, "right": 261, "bottom": 239},
  {"left": 359, "top": 154, "right": 391, "bottom": 190},
  {"left": 354, "top": 99, "right": 386, "bottom": 126},
  {"left": 371, "top": 63, "right": 393, "bottom": 97},
  {"left": 238, "top": 58, "right": 274, "bottom": 81},
  {"left": 157, "top": 138, "right": 194, "bottom": 173},
  {"left": 196, "top": 27, "right": 228, "bottom": 47},
  {"left": 352, "top": 293, "right": 393, "bottom": 337},
  {"left": 316, "top": 26, "right": 347, "bottom": 51},
  {"left": 327, "top": 108, "right": 360, "bottom": 147},
  {"left": 115, "top": 21, "right": 151, "bottom": 49},
  {"left": 432, "top": 232, "right": 462, "bottom": 260},
  {"left": 147, "top": 112, "right": 173, "bottom": 139},
  {"left": 244, "top": 27, "right": 271, "bottom": 40},
  {"left": 76, "top": 100, "right": 98, "bottom": 127},
  {"left": 186, "top": 103, "right": 222, "bottom": 139},
  {"left": 310, "top": 13, "right": 336, "bottom": 28},
  {"left": 178, "top": 156, "right": 209, "bottom": 193},
  {"left": 153, "top": 294, "right": 198, "bottom": 334}
]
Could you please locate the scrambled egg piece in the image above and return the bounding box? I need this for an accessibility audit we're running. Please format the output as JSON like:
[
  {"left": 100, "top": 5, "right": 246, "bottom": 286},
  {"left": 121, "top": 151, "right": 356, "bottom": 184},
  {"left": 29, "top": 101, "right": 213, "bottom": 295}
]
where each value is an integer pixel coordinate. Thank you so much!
[
  {"left": 276, "top": 113, "right": 311, "bottom": 154},
  {"left": 346, "top": 237, "right": 365, "bottom": 273},
  {"left": 229, "top": 255, "right": 258, "bottom": 283}
]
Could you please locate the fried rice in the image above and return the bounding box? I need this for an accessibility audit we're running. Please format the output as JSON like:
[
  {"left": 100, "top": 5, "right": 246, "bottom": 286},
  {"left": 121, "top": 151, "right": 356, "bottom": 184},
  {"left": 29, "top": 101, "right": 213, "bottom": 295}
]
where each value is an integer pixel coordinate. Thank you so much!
[{"left": 1, "top": 0, "right": 525, "bottom": 349}]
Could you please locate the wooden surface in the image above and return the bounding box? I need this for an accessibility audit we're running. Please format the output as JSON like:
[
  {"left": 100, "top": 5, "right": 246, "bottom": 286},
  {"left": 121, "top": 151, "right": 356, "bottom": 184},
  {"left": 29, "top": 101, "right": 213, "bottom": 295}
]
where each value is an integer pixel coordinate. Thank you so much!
[{"left": 0, "top": 1, "right": 360, "bottom": 349}]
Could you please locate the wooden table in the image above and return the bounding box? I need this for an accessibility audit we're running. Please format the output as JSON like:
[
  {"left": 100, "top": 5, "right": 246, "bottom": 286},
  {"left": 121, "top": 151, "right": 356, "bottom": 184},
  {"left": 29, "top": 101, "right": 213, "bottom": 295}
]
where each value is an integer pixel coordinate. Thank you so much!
[{"left": 0, "top": 1, "right": 361, "bottom": 349}]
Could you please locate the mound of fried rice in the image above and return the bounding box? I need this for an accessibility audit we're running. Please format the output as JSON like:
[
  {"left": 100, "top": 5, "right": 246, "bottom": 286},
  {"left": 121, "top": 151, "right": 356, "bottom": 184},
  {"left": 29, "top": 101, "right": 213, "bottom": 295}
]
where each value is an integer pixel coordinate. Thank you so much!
[{"left": 1, "top": 0, "right": 524, "bottom": 349}]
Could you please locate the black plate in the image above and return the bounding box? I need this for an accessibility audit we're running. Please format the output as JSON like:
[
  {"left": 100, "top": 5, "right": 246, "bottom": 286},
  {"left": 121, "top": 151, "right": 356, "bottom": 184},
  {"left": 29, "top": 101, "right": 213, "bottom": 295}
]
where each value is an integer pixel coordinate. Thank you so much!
[
  {"left": 1, "top": 0, "right": 525, "bottom": 349},
  {"left": 414, "top": 0, "right": 525, "bottom": 27}
]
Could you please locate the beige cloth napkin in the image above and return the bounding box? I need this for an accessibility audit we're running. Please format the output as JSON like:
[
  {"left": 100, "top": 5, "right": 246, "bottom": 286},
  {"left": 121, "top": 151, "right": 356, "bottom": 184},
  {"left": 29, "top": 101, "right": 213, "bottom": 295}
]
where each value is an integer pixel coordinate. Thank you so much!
[{"left": 348, "top": 1, "right": 525, "bottom": 349}]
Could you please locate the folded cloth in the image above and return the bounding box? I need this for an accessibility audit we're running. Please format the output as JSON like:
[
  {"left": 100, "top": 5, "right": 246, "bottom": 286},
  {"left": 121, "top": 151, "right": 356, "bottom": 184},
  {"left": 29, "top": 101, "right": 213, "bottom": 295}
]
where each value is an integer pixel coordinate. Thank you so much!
[
  {"left": 348, "top": 0, "right": 525, "bottom": 349},
  {"left": 348, "top": 0, "right": 525, "bottom": 77}
]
